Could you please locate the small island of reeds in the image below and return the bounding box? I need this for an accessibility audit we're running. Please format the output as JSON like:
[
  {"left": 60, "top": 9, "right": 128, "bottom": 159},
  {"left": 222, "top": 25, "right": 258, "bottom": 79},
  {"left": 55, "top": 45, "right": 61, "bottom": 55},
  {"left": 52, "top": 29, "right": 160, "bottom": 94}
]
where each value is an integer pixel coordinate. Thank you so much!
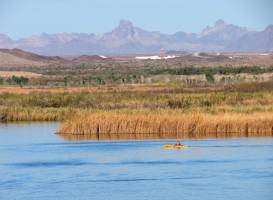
[{"left": 57, "top": 112, "right": 273, "bottom": 140}]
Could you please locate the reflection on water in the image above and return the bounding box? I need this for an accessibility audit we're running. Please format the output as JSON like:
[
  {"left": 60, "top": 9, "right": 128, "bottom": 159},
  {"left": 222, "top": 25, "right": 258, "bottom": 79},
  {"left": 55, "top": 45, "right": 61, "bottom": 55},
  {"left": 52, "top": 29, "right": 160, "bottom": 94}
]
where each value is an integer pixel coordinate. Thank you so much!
[
  {"left": 58, "top": 131, "right": 273, "bottom": 141},
  {"left": 58, "top": 132, "right": 180, "bottom": 141},
  {"left": 1, "top": 123, "right": 273, "bottom": 200}
]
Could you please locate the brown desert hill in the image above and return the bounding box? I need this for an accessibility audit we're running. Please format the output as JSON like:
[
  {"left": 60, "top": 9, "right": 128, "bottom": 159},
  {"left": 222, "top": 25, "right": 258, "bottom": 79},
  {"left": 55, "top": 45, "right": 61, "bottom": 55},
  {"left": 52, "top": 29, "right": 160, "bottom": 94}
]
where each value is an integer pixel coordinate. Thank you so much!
[
  {"left": 0, "top": 48, "right": 113, "bottom": 67},
  {"left": 0, "top": 48, "right": 65, "bottom": 62},
  {"left": 0, "top": 50, "right": 45, "bottom": 67},
  {"left": 72, "top": 55, "right": 112, "bottom": 63},
  {"left": 0, "top": 48, "right": 66, "bottom": 67}
]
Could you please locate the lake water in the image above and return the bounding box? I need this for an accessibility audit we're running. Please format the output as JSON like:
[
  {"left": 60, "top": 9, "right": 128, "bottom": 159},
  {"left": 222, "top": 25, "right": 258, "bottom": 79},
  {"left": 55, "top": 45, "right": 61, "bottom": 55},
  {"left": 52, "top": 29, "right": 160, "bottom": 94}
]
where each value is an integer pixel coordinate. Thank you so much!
[{"left": 0, "top": 123, "right": 273, "bottom": 200}]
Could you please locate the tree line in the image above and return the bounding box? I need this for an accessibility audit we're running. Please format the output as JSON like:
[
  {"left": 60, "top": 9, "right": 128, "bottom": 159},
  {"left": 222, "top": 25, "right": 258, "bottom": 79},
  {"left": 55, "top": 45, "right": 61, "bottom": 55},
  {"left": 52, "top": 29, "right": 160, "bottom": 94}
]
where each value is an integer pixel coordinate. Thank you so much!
[{"left": 0, "top": 76, "right": 29, "bottom": 87}]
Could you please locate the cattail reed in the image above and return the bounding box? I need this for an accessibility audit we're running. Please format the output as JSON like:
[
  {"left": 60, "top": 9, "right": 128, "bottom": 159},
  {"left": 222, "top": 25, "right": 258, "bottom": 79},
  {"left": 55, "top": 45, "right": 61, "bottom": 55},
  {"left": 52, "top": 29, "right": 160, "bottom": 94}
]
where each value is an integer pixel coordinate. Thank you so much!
[{"left": 58, "top": 112, "right": 273, "bottom": 140}]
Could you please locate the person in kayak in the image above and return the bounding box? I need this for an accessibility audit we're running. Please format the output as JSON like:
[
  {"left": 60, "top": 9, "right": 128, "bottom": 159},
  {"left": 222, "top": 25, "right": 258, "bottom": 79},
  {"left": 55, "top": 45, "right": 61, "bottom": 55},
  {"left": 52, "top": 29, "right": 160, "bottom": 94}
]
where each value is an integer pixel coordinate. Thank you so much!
[{"left": 175, "top": 141, "right": 182, "bottom": 146}]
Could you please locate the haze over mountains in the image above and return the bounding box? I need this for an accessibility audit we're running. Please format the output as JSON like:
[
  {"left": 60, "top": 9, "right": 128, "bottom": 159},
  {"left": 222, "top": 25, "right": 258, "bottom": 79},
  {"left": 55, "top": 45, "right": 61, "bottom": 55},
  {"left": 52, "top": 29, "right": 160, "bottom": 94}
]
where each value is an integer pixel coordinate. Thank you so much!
[{"left": 0, "top": 20, "right": 272, "bottom": 55}]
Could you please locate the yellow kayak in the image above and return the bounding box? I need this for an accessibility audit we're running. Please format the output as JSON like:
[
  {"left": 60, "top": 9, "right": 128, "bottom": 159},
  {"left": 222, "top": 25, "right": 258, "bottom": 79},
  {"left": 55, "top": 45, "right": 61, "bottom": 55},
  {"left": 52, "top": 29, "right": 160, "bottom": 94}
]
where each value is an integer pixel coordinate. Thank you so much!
[{"left": 162, "top": 144, "right": 188, "bottom": 149}]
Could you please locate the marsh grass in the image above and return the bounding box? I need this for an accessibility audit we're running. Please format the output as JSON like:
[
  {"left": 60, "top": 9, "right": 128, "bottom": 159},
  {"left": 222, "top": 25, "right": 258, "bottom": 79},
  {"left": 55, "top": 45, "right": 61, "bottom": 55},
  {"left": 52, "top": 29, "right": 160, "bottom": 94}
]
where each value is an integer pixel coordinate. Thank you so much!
[
  {"left": 1, "top": 84, "right": 273, "bottom": 123},
  {"left": 0, "top": 107, "right": 80, "bottom": 122},
  {"left": 1, "top": 89, "right": 273, "bottom": 110},
  {"left": 58, "top": 112, "right": 273, "bottom": 139}
]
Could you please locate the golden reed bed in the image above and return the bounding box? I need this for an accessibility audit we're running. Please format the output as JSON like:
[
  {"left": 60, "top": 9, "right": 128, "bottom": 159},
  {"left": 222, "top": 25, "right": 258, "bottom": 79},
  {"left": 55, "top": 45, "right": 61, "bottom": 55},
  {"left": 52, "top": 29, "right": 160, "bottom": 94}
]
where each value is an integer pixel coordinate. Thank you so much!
[{"left": 58, "top": 112, "right": 273, "bottom": 140}]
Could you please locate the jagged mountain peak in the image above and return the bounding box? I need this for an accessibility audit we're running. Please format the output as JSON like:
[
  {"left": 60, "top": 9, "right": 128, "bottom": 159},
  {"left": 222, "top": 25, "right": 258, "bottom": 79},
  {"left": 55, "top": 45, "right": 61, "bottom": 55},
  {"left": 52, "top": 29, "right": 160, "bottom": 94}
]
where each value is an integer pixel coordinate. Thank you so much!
[
  {"left": 118, "top": 20, "right": 134, "bottom": 29},
  {"left": 0, "top": 20, "right": 272, "bottom": 55},
  {"left": 201, "top": 19, "right": 232, "bottom": 36},
  {"left": 214, "top": 19, "right": 226, "bottom": 26},
  {"left": 110, "top": 20, "right": 136, "bottom": 39},
  {"left": 201, "top": 19, "right": 249, "bottom": 33},
  {"left": 199, "top": 19, "right": 251, "bottom": 45}
]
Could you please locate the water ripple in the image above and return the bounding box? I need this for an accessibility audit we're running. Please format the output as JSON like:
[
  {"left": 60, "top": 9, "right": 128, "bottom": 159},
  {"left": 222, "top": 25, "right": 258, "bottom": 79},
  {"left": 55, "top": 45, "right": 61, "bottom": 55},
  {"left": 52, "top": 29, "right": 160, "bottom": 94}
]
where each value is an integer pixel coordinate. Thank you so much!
[
  {"left": 6, "top": 160, "right": 87, "bottom": 168},
  {"left": 4, "top": 159, "right": 250, "bottom": 168},
  {"left": 50, "top": 176, "right": 210, "bottom": 184}
]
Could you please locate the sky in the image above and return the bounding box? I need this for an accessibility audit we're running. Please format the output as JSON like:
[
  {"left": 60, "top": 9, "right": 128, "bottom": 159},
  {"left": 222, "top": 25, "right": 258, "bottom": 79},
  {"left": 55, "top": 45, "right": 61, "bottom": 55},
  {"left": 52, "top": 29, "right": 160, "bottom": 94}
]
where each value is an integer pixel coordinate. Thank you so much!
[{"left": 0, "top": 0, "right": 273, "bottom": 39}]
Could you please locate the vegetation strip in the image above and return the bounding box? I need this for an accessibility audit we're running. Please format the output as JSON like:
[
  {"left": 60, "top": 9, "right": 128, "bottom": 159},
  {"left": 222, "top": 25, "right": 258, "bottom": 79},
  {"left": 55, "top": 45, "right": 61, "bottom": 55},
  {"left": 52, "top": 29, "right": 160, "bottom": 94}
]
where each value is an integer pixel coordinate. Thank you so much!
[{"left": 58, "top": 112, "right": 273, "bottom": 139}]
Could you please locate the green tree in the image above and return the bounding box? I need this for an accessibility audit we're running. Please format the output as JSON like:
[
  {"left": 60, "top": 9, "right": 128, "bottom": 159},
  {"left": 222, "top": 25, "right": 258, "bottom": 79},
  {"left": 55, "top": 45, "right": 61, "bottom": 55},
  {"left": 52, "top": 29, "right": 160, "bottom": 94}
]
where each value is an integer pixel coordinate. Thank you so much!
[
  {"left": 11, "top": 76, "right": 29, "bottom": 87},
  {"left": 64, "top": 76, "right": 68, "bottom": 87},
  {"left": 0, "top": 77, "right": 4, "bottom": 85},
  {"left": 205, "top": 72, "right": 215, "bottom": 83},
  {"left": 94, "top": 77, "right": 105, "bottom": 85}
]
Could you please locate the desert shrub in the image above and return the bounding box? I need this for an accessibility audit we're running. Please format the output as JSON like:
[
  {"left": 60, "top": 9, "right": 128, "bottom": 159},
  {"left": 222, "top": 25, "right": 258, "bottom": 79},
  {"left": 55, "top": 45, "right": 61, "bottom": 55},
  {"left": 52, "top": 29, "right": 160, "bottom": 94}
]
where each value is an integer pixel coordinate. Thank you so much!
[
  {"left": 205, "top": 72, "right": 215, "bottom": 82},
  {"left": 0, "top": 77, "right": 4, "bottom": 85}
]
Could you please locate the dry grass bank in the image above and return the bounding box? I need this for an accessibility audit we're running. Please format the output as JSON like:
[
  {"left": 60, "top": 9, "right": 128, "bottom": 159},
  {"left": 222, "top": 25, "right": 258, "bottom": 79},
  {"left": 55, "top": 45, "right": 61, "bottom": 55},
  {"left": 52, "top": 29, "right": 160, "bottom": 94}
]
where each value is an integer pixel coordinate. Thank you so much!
[
  {"left": 1, "top": 80, "right": 273, "bottom": 95},
  {"left": 58, "top": 112, "right": 273, "bottom": 140},
  {"left": 0, "top": 84, "right": 165, "bottom": 94},
  {"left": 0, "top": 71, "right": 42, "bottom": 78},
  {"left": 0, "top": 107, "right": 80, "bottom": 122}
]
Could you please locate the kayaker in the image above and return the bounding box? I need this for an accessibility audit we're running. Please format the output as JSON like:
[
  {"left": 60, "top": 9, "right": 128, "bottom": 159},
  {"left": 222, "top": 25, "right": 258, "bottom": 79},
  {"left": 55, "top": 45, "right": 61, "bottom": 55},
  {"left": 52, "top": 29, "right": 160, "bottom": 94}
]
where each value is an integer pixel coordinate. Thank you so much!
[{"left": 175, "top": 141, "right": 182, "bottom": 146}]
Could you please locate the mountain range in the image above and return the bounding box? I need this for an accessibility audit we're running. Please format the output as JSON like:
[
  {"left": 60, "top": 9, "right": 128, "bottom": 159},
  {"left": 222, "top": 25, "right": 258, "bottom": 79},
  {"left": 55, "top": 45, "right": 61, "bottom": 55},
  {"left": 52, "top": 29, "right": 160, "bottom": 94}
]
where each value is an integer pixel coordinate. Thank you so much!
[{"left": 0, "top": 20, "right": 272, "bottom": 55}]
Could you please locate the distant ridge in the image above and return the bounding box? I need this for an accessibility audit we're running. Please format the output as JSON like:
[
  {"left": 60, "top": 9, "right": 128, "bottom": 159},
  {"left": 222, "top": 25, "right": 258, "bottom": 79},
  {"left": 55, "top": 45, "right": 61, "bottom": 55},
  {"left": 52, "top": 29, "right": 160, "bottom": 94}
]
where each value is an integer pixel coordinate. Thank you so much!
[
  {"left": 0, "top": 20, "right": 272, "bottom": 55},
  {"left": 0, "top": 48, "right": 64, "bottom": 62},
  {"left": 0, "top": 48, "right": 110, "bottom": 67},
  {"left": 0, "top": 48, "right": 67, "bottom": 67}
]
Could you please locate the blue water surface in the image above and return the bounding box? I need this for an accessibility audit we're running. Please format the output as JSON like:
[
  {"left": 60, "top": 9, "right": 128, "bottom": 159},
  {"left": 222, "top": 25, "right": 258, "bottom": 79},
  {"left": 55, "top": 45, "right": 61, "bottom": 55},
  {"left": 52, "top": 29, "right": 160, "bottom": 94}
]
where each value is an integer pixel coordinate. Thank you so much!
[{"left": 0, "top": 123, "right": 273, "bottom": 200}]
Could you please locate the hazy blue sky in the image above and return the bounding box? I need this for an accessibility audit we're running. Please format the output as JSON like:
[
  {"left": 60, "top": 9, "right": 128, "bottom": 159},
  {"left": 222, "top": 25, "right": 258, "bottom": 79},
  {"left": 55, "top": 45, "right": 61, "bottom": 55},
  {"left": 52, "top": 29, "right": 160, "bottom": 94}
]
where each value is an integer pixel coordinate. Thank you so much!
[{"left": 1, "top": 0, "right": 273, "bottom": 39}]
